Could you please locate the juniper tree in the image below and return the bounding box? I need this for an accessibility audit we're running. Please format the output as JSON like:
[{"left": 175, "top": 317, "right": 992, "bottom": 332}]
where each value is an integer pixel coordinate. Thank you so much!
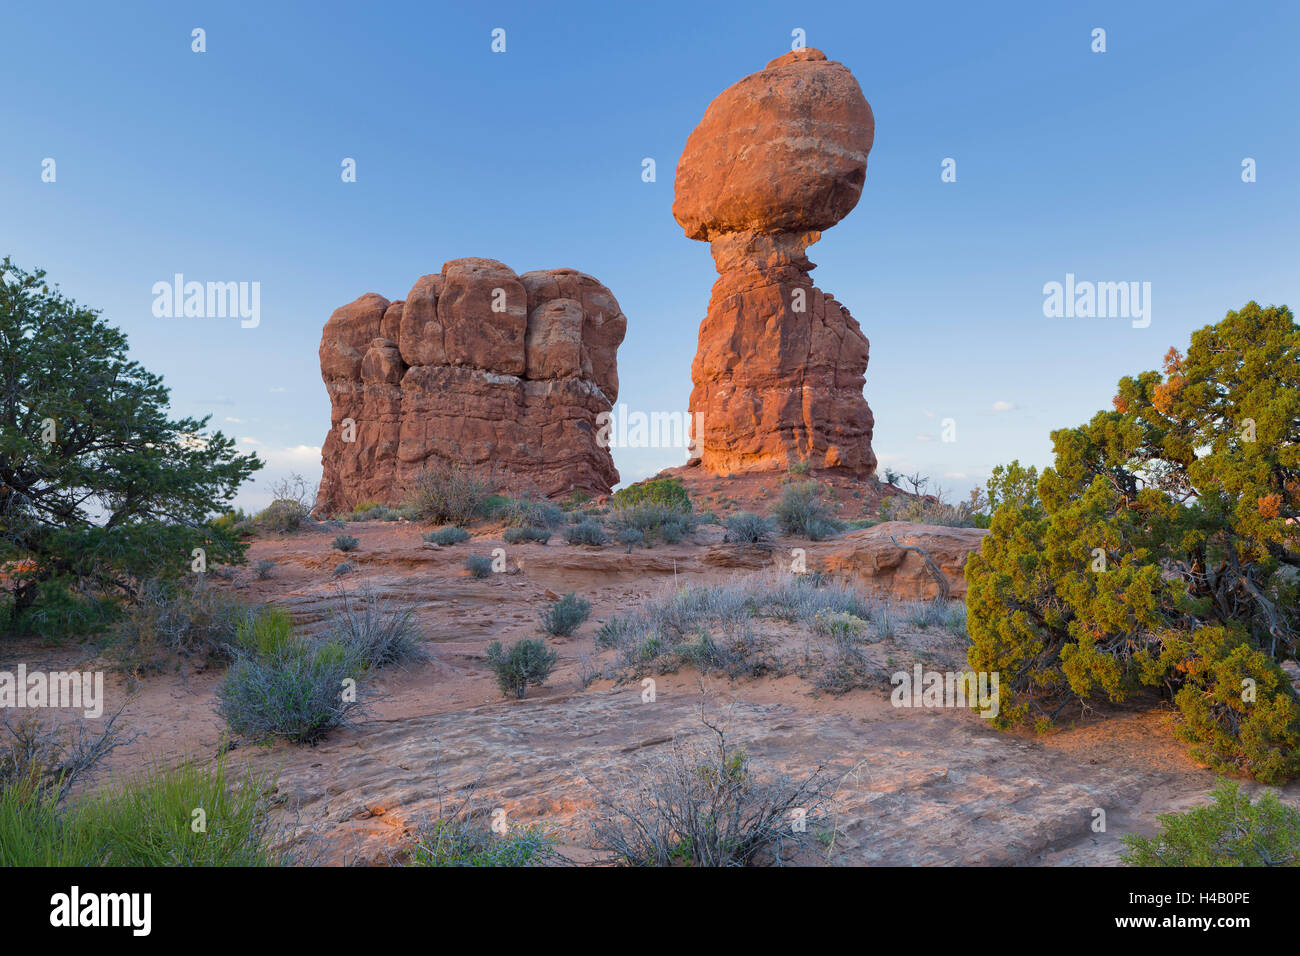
[
  {"left": 966, "top": 302, "right": 1300, "bottom": 782},
  {"left": 0, "top": 259, "right": 261, "bottom": 625}
]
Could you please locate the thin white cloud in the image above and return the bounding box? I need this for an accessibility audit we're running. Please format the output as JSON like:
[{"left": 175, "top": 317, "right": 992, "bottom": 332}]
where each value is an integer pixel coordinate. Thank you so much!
[
  {"left": 992, "top": 400, "right": 1017, "bottom": 413},
  {"left": 914, "top": 433, "right": 934, "bottom": 442}
]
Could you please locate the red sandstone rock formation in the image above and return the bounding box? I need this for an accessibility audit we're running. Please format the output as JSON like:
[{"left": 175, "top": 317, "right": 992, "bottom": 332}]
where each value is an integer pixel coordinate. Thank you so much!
[
  {"left": 317, "top": 259, "right": 625, "bottom": 515},
  {"left": 673, "top": 48, "right": 877, "bottom": 476}
]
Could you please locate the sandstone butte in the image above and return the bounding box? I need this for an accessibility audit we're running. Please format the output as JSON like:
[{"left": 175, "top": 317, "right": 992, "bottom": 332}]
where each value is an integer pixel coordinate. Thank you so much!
[
  {"left": 316, "top": 259, "right": 626, "bottom": 515},
  {"left": 673, "top": 47, "right": 878, "bottom": 478}
]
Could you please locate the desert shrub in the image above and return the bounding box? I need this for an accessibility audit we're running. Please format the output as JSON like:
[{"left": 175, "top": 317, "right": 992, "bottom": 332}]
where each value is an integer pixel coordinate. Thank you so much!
[
  {"left": 255, "top": 559, "right": 275, "bottom": 580},
  {"left": 617, "top": 528, "right": 644, "bottom": 552},
  {"left": 564, "top": 521, "right": 608, "bottom": 547},
  {"left": 610, "top": 502, "right": 696, "bottom": 547},
  {"left": 327, "top": 585, "right": 425, "bottom": 668},
  {"left": 1, "top": 709, "right": 131, "bottom": 803},
  {"left": 465, "top": 555, "right": 494, "bottom": 579},
  {"left": 724, "top": 512, "right": 775, "bottom": 545},
  {"left": 597, "top": 571, "right": 877, "bottom": 681},
  {"left": 408, "top": 462, "right": 490, "bottom": 527},
  {"left": 878, "top": 480, "right": 989, "bottom": 528},
  {"left": 256, "top": 499, "right": 310, "bottom": 534},
  {"left": 591, "top": 707, "right": 828, "bottom": 866},
  {"left": 218, "top": 639, "right": 365, "bottom": 745},
  {"left": 498, "top": 496, "right": 567, "bottom": 530},
  {"left": 408, "top": 810, "right": 556, "bottom": 867},
  {"left": 968, "top": 304, "right": 1300, "bottom": 783},
  {"left": 541, "top": 592, "right": 591, "bottom": 637},
  {"left": 0, "top": 754, "right": 296, "bottom": 866},
  {"left": 332, "top": 534, "right": 360, "bottom": 553},
  {"left": 771, "top": 480, "right": 841, "bottom": 540},
  {"left": 486, "top": 638, "right": 558, "bottom": 699},
  {"left": 348, "top": 502, "right": 410, "bottom": 522},
  {"left": 611, "top": 477, "right": 691, "bottom": 512},
  {"left": 425, "top": 526, "right": 470, "bottom": 546},
  {"left": 1121, "top": 781, "right": 1300, "bottom": 866},
  {"left": 110, "top": 579, "right": 248, "bottom": 673},
  {"left": 812, "top": 609, "right": 870, "bottom": 641},
  {"left": 333, "top": 561, "right": 354, "bottom": 577},
  {"left": 503, "top": 525, "right": 551, "bottom": 545}
]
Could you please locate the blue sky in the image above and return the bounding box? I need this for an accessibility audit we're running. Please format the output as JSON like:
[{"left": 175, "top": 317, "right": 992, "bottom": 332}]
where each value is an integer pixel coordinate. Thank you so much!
[{"left": 2, "top": 0, "right": 1297, "bottom": 510}]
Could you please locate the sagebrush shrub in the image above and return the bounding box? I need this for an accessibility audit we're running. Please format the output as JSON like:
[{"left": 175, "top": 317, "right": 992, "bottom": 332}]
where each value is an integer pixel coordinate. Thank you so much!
[
  {"left": 465, "top": 556, "right": 493, "bottom": 579},
  {"left": 218, "top": 639, "right": 365, "bottom": 745},
  {"left": 564, "top": 521, "right": 608, "bottom": 546},
  {"left": 724, "top": 512, "right": 774, "bottom": 545},
  {"left": 110, "top": 580, "right": 248, "bottom": 673},
  {"left": 408, "top": 463, "right": 490, "bottom": 526},
  {"left": 770, "top": 481, "right": 840, "bottom": 540},
  {"left": 540, "top": 592, "right": 591, "bottom": 637},
  {"left": 425, "top": 526, "right": 470, "bottom": 546},
  {"left": 332, "top": 534, "right": 360, "bottom": 553},
  {"left": 486, "top": 639, "right": 557, "bottom": 698},
  {"left": 503, "top": 525, "right": 550, "bottom": 545}
]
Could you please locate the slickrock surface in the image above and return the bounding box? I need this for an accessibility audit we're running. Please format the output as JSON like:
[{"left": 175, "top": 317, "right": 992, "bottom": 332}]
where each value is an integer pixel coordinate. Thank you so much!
[
  {"left": 316, "top": 260, "right": 626, "bottom": 515},
  {"left": 674, "top": 49, "right": 877, "bottom": 477}
]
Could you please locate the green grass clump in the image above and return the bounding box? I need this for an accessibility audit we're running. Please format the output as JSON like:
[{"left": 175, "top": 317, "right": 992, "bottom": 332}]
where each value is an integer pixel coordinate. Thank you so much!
[{"left": 0, "top": 756, "right": 295, "bottom": 866}]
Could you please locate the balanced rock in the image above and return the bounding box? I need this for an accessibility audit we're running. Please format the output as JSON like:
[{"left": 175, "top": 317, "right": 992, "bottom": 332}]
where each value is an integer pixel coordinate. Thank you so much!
[
  {"left": 316, "top": 260, "right": 625, "bottom": 515},
  {"left": 673, "top": 49, "right": 877, "bottom": 476}
]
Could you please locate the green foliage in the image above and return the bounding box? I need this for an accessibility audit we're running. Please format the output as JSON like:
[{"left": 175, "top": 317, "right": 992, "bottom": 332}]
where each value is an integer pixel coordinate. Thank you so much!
[
  {"left": 407, "top": 462, "right": 491, "bottom": 526},
  {"left": 770, "top": 480, "right": 840, "bottom": 539},
  {"left": 966, "top": 304, "right": 1300, "bottom": 782},
  {"left": 0, "top": 259, "right": 261, "bottom": 628},
  {"left": 425, "top": 526, "right": 470, "bottom": 546},
  {"left": 611, "top": 476, "right": 691, "bottom": 512},
  {"left": 724, "top": 512, "right": 775, "bottom": 545},
  {"left": 540, "top": 591, "right": 591, "bottom": 637},
  {"left": 465, "top": 555, "right": 493, "bottom": 579},
  {"left": 332, "top": 533, "right": 360, "bottom": 553},
  {"left": 1121, "top": 780, "right": 1300, "bottom": 866},
  {"left": 234, "top": 605, "right": 298, "bottom": 662},
  {"left": 503, "top": 525, "right": 551, "bottom": 545},
  {"left": 486, "top": 638, "right": 558, "bottom": 699}
]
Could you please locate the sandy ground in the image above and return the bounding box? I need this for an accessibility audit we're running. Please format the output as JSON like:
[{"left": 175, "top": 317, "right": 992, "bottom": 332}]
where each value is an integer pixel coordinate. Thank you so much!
[{"left": 4, "top": 517, "right": 1294, "bottom": 866}]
